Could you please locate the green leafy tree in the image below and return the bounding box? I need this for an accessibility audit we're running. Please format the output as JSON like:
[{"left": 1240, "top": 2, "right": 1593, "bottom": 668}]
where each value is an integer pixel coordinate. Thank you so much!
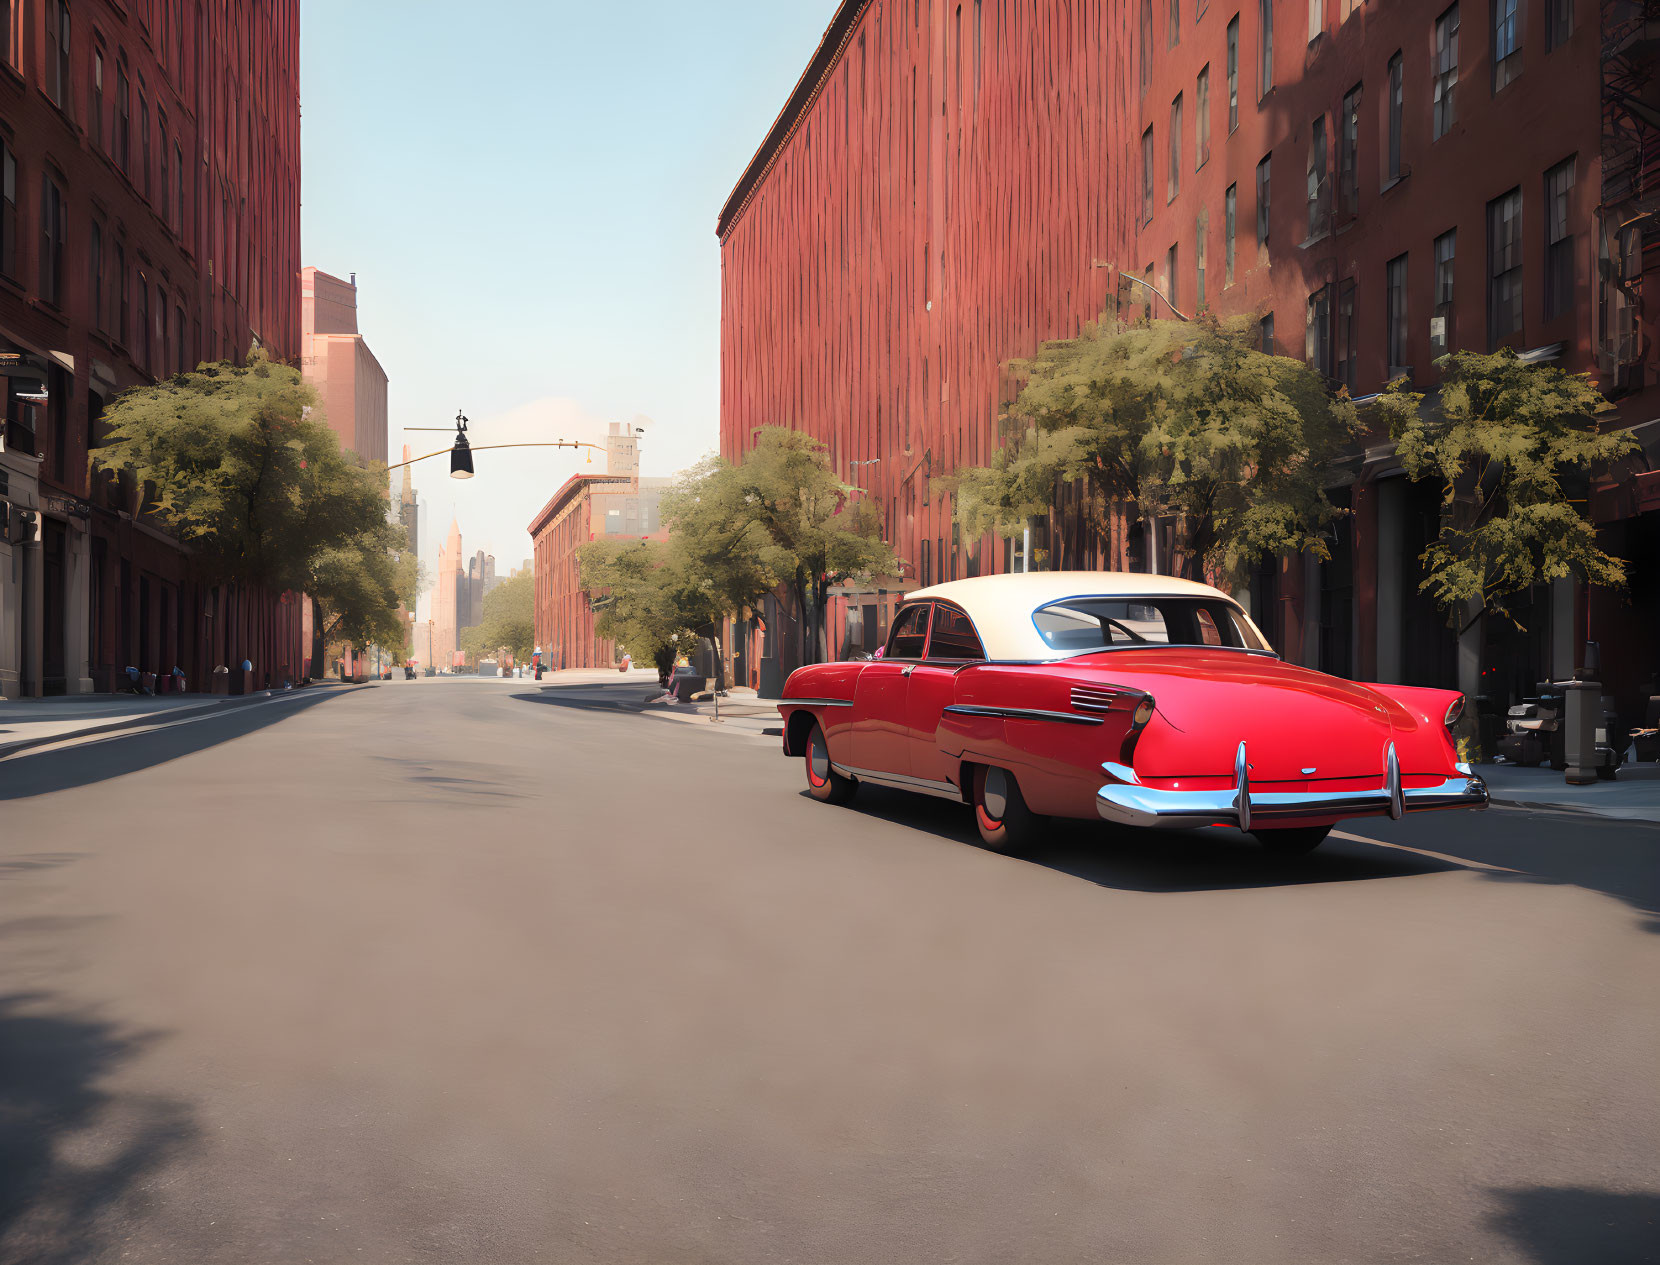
[
  {"left": 1373, "top": 348, "right": 1637, "bottom": 708},
  {"left": 943, "top": 315, "right": 1358, "bottom": 587},
  {"left": 92, "top": 352, "right": 405, "bottom": 658},
  {"left": 578, "top": 539, "right": 710, "bottom": 672},
  {"left": 666, "top": 428, "right": 898, "bottom": 666},
  {"left": 459, "top": 569, "right": 536, "bottom": 664}
]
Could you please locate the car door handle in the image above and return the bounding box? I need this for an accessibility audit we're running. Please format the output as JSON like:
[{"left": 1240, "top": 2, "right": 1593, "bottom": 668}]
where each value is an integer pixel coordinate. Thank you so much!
[{"left": 901, "top": 664, "right": 916, "bottom": 677}]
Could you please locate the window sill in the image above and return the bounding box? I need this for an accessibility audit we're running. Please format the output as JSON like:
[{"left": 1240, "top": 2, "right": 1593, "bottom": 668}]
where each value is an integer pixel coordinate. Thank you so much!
[
  {"left": 28, "top": 297, "right": 70, "bottom": 326},
  {"left": 0, "top": 61, "right": 24, "bottom": 90},
  {"left": 1380, "top": 172, "right": 1409, "bottom": 196},
  {"left": 1298, "top": 229, "right": 1331, "bottom": 250}
]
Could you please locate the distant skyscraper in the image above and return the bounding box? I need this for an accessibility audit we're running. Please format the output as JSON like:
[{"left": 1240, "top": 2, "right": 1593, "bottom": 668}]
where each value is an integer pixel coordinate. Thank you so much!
[
  {"left": 300, "top": 268, "right": 389, "bottom": 466},
  {"left": 465, "top": 551, "right": 496, "bottom": 629},
  {"left": 398, "top": 448, "right": 420, "bottom": 554},
  {"left": 435, "top": 519, "right": 464, "bottom": 669}
]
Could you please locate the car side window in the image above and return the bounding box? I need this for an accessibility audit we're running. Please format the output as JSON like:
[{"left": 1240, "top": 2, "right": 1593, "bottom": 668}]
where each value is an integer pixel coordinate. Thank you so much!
[
  {"left": 886, "top": 603, "right": 931, "bottom": 659},
  {"left": 925, "top": 604, "right": 985, "bottom": 660}
]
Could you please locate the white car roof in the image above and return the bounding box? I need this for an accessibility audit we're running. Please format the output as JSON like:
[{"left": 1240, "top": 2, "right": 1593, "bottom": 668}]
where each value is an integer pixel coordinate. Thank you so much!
[{"left": 903, "top": 571, "right": 1261, "bottom": 660}]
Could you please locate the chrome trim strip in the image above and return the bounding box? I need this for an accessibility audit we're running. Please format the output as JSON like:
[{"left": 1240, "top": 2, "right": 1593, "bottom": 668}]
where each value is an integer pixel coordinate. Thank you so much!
[
  {"left": 1096, "top": 765, "right": 1489, "bottom": 830},
  {"left": 943, "top": 704, "right": 1104, "bottom": 726},
  {"left": 830, "top": 763, "right": 964, "bottom": 802},
  {"left": 777, "top": 697, "right": 856, "bottom": 708},
  {"left": 1234, "top": 741, "right": 1252, "bottom": 834}
]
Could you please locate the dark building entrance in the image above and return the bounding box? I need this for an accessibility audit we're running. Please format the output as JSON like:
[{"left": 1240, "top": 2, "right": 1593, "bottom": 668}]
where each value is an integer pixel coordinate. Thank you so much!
[{"left": 42, "top": 518, "right": 68, "bottom": 696}]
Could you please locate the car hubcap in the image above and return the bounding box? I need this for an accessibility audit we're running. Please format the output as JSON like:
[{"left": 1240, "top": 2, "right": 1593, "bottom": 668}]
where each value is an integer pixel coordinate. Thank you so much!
[{"left": 982, "top": 768, "right": 1009, "bottom": 820}]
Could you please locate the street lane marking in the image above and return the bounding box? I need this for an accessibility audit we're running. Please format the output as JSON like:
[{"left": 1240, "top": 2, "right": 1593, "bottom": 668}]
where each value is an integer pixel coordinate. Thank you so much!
[{"left": 1329, "top": 829, "right": 1521, "bottom": 873}]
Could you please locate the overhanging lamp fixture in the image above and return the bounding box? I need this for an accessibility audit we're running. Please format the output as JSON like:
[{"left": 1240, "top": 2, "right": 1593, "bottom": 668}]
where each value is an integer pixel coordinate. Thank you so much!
[{"left": 449, "top": 411, "right": 474, "bottom": 479}]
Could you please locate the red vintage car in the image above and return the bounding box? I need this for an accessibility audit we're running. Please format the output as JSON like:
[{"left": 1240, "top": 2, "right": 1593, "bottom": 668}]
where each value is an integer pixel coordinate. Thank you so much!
[{"left": 777, "top": 572, "right": 1487, "bottom": 854}]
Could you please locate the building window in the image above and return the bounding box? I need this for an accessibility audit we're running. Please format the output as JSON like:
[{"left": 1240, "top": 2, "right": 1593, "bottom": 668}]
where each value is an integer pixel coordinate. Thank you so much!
[
  {"left": 1169, "top": 0, "right": 1181, "bottom": 47},
  {"left": 1166, "top": 242, "right": 1179, "bottom": 310},
  {"left": 92, "top": 48, "right": 105, "bottom": 149},
  {"left": 1434, "top": 4, "right": 1459, "bottom": 139},
  {"left": 1387, "top": 52, "right": 1404, "bottom": 181},
  {"left": 2, "top": 0, "right": 14, "bottom": 68},
  {"left": 1140, "top": 0, "right": 1153, "bottom": 97},
  {"left": 116, "top": 241, "right": 128, "bottom": 345},
  {"left": 137, "top": 272, "right": 149, "bottom": 372},
  {"left": 1260, "top": 312, "right": 1275, "bottom": 354},
  {"left": 140, "top": 94, "right": 151, "bottom": 200},
  {"left": 1142, "top": 125, "right": 1155, "bottom": 223},
  {"left": 1195, "top": 65, "right": 1210, "bottom": 168},
  {"left": 117, "top": 66, "right": 130, "bottom": 172},
  {"left": 1547, "top": 0, "right": 1573, "bottom": 50},
  {"left": 1493, "top": 0, "right": 1521, "bottom": 92},
  {"left": 90, "top": 219, "right": 104, "bottom": 332},
  {"left": 1339, "top": 84, "right": 1361, "bottom": 215},
  {"left": 155, "top": 282, "right": 166, "bottom": 376},
  {"left": 1433, "top": 228, "right": 1457, "bottom": 356},
  {"left": 1308, "top": 0, "right": 1322, "bottom": 42},
  {"left": 1196, "top": 208, "right": 1208, "bottom": 309},
  {"left": 46, "top": 0, "right": 70, "bottom": 111},
  {"left": 1336, "top": 279, "right": 1357, "bottom": 392},
  {"left": 1226, "top": 16, "right": 1239, "bottom": 131},
  {"left": 0, "top": 140, "right": 14, "bottom": 279},
  {"left": 1256, "top": 153, "right": 1271, "bottom": 245},
  {"left": 1224, "top": 183, "right": 1237, "bottom": 284},
  {"left": 1488, "top": 188, "right": 1523, "bottom": 344},
  {"left": 1258, "top": 0, "right": 1274, "bottom": 97},
  {"left": 159, "top": 114, "right": 170, "bottom": 227},
  {"left": 1306, "top": 285, "right": 1331, "bottom": 378},
  {"left": 1386, "top": 253, "right": 1409, "bottom": 373},
  {"left": 1545, "top": 157, "right": 1576, "bottom": 321},
  {"left": 175, "top": 304, "right": 186, "bottom": 374},
  {"left": 40, "top": 175, "right": 68, "bottom": 308},
  {"left": 1307, "top": 114, "right": 1328, "bottom": 240},
  {"left": 1168, "top": 93, "right": 1183, "bottom": 202},
  {"left": 172, "top": 139, "right": 184, "bottom": 234}
]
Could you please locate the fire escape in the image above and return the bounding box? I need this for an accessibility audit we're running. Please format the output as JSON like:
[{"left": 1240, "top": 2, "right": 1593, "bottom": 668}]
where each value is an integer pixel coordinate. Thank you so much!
[{"left": 1601, "top": 0, "right": 1660, "bottom": 393}]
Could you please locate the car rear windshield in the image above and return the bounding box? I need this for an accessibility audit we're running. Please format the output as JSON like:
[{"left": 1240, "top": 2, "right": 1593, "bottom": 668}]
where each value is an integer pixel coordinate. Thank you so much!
[{"left": 1032, "top": 597, "right": 1267, "bottom": 653}]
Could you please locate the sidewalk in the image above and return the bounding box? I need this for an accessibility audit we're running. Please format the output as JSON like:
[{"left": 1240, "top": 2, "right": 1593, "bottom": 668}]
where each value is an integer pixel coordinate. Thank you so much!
[
  {"left": 1477, "top": 761, "right": 1660, "bottom": 824},
  {"left": 0, "top": 683, "right": 346, "bottom": 759}
]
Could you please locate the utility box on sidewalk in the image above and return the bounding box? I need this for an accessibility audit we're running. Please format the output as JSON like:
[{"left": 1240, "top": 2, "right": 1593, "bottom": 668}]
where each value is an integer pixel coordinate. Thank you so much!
[
  {"left": 1564, "top": 678, "right": 1601, "bottom": 785},
  {"left": 211, "top": 667, "right": 230, "bottom": 696}
]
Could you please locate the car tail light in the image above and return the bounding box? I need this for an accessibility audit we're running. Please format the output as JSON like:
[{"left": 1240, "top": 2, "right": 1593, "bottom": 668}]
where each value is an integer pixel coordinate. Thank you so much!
[
  {"left": 1444, "top": 695, "right": 1465, "bottom": 731},
  {"left": 1120, "top": 694, "right": 1157, "bottom": 763}
]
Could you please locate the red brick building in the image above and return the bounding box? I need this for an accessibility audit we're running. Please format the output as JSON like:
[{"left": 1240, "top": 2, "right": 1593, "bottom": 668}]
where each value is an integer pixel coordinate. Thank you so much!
[
  {"left": 1, "top": 0, "right": 304, "bottom": 695},
  {"left": 528, "top": 424, "right": 669, "bottom": 670},
  {"left": 718, "top": 0, "right": 1660, "bottom": 714}
]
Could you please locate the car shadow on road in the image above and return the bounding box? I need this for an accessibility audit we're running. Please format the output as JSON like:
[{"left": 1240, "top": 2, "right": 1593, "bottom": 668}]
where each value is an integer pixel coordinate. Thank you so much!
[
  {"left": 1346, "top": 807, "right": 1660, "bottom": 934},
  {"left": 836, "top": 785, "right": 1461, "bottom": 893},
  {"left": 509, "top": 688, "right": 658, "bottom": 714},
  {"left": 1487, "top": 1185, "right": 1660, "bottom": 1264},
  {"left": 0, "top": 992, "right": 196, "bottom": 1264},
  {"left": 0, "top": 692, "right": 342, "bottom": 801}
]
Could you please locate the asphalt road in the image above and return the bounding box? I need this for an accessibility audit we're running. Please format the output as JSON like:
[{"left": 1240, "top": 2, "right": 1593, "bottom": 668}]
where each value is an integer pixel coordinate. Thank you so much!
[{"left": 1, "top": 677, "right": 1656, "bottom": 1264}]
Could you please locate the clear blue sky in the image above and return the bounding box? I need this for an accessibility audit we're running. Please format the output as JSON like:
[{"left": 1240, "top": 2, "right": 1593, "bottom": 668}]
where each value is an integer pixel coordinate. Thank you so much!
[{"left": 299, "top": 1, "right": 833, "bottom": 601}]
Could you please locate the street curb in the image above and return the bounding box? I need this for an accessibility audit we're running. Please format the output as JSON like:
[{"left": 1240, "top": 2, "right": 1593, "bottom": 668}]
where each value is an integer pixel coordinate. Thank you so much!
[{"left": 0, "top": 685, "right": 352, "bottom": 760}]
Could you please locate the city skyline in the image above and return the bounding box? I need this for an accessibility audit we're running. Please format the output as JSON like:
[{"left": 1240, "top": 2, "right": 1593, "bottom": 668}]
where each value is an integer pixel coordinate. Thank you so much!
[{"left": 297, "top": 1, "right": 835, "bottom": 601}]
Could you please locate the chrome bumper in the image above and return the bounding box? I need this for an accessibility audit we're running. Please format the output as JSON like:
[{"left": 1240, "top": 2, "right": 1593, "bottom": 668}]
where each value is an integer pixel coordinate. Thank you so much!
[{"left": 1096, "top": 742, "right": 1489, "bottom": 831}]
